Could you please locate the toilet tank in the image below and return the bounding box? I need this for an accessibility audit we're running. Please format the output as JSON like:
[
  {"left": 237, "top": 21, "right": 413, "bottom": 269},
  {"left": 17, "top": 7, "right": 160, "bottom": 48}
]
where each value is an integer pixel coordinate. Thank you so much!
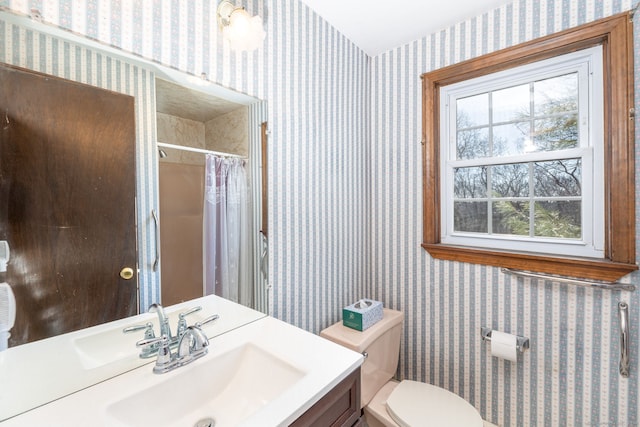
[{"left": 320, "top": 308, "right": 404, "bottom": 407}]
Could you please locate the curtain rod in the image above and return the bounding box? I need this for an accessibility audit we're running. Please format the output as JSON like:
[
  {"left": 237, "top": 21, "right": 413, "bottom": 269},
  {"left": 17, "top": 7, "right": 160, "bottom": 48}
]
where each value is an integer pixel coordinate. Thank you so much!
[
  {"left": 157, "top": 141, "right": 245, "bottom": 159},
  {"left": 501, "top": 268, "right": 635, "bottom": 292}
]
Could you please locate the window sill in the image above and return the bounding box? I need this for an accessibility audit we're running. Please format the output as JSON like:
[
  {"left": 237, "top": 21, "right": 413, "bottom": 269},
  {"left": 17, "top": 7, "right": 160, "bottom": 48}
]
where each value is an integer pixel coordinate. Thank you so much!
[{"left": 422, "top": 243, "right": 638, "bottom": 282}]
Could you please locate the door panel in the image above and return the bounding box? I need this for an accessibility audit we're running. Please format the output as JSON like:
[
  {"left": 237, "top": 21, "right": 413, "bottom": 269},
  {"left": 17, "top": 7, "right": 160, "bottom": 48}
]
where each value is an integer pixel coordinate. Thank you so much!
[
  {"left": 0, "top": 64, "right": 137, "bottom": 346},
  {"left": 159, "top": 162, "right": 204, "bottom": 305}
]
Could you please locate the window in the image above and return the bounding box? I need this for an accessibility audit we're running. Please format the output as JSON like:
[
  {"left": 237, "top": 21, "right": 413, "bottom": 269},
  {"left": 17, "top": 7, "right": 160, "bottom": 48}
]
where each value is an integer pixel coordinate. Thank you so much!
[
  {"left": 421, "top": 13, "right": 636, "bottom": 281},
  {"left": 440, "top": 47, "right": 603, "bottom": 259}
]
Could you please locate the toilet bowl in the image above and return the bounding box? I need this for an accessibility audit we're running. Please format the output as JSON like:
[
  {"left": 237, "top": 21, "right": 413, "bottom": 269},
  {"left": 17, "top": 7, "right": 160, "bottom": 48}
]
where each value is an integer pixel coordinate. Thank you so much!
[{"left": 320, "top": 308, "right": 483, "bottom": 427}]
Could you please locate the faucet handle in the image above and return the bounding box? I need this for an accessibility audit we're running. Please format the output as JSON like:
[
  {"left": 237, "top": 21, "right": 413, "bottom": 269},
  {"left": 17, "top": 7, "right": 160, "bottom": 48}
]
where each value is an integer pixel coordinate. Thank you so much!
[
  {"left": 195, "top": 314, "right": 220, "bottom": 328},
  {"left": 180, "top": 306, "right": 203, "bottom": 318},
  {"left": 124, "top": 323, "right": 157, "bottom": 358},
  {"left": 123, "top": 322, "right": 155, "bottom": 339},
  {"left": 136, "top": 335, "right": 166, "bottom": 348}
]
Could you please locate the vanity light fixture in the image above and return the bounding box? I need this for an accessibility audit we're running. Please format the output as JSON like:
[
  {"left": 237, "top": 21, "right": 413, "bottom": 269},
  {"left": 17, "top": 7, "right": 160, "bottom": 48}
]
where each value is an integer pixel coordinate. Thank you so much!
[{"left": 217, "top": 0, "right": 266, "bottom": 51}]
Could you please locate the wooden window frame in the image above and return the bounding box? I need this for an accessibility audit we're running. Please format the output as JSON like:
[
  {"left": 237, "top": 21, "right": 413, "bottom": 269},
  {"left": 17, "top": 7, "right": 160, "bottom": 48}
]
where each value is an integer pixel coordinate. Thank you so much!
[{"left": 421, "top": 12, "right": 636, "bottom": 281}]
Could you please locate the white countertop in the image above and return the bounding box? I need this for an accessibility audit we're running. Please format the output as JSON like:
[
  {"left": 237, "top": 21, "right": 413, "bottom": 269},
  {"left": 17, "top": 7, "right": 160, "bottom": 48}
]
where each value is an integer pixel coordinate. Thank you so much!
[
  {"left": 1, "top": 313, "right": 363, "bottom": 426},
  {"left": 0, "top": 295, "right": 266, "bottom": 422}
]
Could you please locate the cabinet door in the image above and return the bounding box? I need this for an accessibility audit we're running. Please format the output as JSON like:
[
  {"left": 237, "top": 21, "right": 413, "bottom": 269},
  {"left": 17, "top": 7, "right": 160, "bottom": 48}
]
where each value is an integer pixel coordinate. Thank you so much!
[
  {"left": 0, "top": 63, "right": 137, "bottom": 346},
  {"left": 290, "top": 367, "right": 361, "bottom": 427}
]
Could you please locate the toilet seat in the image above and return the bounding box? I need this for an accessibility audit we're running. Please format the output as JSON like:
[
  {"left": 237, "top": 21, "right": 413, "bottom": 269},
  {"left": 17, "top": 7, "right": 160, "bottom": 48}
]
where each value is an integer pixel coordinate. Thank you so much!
[{"left": 386, "top": 380, "right": 483, "bottom": 427}]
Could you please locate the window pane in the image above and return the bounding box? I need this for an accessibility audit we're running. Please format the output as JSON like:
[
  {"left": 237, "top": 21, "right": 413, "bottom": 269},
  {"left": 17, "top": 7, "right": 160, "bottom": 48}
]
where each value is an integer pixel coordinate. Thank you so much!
[
  {"left": 534, "top": 159, "right": 581, "bottom": 197},
  {"left": 491, "top": 164, "right": 529, "bottom": 197},
  {"left": 457, "top": 93, "right": 489, "bottom": 128},
  {"left": 534, "top": 73, "right": 578, "bottom": 116},
  {"left": 457, "top": 127, "right": 489, "bottom": 159},
  {"left": 492, "top": 201, "right": 530, "bottom": 235},
  {"left": 454, "top": 167, "right": 487, "bottom": 198},
  {"left": 533, "top": 113, "right": 578, "bottom": 151},
  {"left": 454, "top": 201, "right": 487, "bottom": 233},
  {"left": 534, "top": 201, "right": 581, "bottom": 238},
  {"left": 493, "top": 122, "right": 530, "bottom": 156},
  {"left": 493, "top": 84, "right": 530, "bottom": 123}
]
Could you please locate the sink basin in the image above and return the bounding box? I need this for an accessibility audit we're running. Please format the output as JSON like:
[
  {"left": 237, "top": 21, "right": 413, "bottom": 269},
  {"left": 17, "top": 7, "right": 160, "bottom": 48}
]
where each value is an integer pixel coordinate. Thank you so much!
[
  {"left": 1, "top": 312, "right": 363, "bottom": 427},
  {"left": 0, "top": 295, "right": 274, "bottom": 425},
  {"left": 106, "top": 343, "right": 306, "bottom": 426},
  {"left": 73, "top": 307, "right": 211, "bottom": 370}
]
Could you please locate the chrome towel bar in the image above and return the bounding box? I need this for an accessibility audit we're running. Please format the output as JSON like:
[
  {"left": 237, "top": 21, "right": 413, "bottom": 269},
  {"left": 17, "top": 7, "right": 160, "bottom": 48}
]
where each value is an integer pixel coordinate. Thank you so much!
[
  {"left": 501, "top": 268, "right": 635, "bottom": 292},
  {"left": 152, "top": 209, "right": 160, "bottom": 272},
  {"left": 618, "top": 302, "right": 630, "bottom": 378}
]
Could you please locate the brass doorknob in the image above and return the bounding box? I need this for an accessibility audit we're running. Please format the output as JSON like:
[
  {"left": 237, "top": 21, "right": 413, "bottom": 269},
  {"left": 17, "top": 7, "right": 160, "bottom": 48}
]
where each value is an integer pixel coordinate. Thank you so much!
[{"left": 120, "top": 267, "right": 134, "bottom": 280}]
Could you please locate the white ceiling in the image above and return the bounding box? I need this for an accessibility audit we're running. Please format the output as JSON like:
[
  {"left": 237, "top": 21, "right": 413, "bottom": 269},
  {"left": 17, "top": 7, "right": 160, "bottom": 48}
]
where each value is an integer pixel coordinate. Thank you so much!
[
  {"left": 298, "top": 0, "right": 512, "bottom": 57},
  {"left": 157, "top": 1, "right": 515, "bottom": 120}
]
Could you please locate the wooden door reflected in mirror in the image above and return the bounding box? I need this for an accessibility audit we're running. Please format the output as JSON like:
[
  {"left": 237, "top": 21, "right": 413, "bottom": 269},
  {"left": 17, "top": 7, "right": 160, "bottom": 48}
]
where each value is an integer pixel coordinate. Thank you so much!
[{"left": 0, "top": 64, "right": 137, "bottom": 346}]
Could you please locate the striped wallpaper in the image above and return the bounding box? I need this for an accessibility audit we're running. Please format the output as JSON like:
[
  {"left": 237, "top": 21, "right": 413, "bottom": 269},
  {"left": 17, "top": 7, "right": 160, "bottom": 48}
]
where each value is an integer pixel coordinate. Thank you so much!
[
  {"left": 0, "top": 0, "right": 639, "bottom": 426},
  {"left": 248, "top": 100, "right": 269, "bottom": 314},
  {"left": 370, "top": 1, "right": 640, "bottom": 426}
]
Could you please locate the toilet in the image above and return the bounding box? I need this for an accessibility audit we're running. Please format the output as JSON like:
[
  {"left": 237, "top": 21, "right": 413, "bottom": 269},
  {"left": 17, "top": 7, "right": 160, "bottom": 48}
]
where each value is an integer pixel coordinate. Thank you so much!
[{"left": 320, "top": 308, "right": 484, "bottom": 427}]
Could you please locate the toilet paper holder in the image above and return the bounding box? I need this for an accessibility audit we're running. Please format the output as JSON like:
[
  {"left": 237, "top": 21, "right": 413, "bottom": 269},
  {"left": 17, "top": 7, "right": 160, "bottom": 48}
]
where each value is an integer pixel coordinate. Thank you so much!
[{"left": 481, "top": 327, "right": 530, "bottom": 353}]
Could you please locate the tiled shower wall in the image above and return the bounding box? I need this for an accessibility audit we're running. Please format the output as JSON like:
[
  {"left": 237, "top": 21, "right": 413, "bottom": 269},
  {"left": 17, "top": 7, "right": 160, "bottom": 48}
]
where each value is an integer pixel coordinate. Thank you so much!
[
  {"left": 1, "top": 0, "right": 640, "bottom": 425},
  {"left": 370, "top": 1, "right": 640, "bottom": 426}
]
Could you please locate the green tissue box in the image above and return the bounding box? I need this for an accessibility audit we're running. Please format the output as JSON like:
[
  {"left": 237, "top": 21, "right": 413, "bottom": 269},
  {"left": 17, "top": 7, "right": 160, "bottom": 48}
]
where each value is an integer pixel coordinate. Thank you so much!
[{"left": 342, "top": 299, "right": 383, "bottom": 331}]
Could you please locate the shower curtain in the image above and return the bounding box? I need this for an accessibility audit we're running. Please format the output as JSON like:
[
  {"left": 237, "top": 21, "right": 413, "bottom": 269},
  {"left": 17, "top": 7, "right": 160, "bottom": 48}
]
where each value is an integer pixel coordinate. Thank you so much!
[{"left": 203, "top": 155, "right": 252, "bottom": 307}]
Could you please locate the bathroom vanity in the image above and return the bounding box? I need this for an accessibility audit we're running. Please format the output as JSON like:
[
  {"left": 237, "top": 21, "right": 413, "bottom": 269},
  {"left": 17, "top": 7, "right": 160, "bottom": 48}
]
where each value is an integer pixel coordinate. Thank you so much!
[
  {"left": 291, "top": 366, "right": 361, "bottom": 426},
  {"left": 0, "top": 295, "right": 363, "bottom": 426}
]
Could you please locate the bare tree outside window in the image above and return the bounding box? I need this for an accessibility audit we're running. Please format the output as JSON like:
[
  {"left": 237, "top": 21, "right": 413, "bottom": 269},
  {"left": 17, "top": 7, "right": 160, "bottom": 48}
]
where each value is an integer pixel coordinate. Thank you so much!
[{"left": 452, "top": 73, "right": 582, "bottom": 239}]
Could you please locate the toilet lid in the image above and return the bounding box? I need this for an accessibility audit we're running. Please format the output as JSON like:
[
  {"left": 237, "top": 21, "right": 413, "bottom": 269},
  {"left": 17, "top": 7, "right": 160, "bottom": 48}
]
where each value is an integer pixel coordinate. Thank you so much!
[{"left": 386, "top": 380, "right": 483, "bottom": 427}]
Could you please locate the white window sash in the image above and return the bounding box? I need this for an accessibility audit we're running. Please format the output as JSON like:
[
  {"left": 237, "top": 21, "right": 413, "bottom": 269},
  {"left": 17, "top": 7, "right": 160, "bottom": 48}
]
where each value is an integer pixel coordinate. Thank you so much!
[{"left": 439, "top": 46, "right": 604, "bottom": 258}]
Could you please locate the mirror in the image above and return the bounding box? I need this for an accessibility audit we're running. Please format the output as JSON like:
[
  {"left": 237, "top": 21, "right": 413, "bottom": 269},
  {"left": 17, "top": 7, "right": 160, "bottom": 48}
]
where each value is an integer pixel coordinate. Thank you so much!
[
  {"left": 0, "top": 10, "right": 268, "bottom": 421},
  {"left": 155, "top": 78, "right": 257, "bottom": 308}
]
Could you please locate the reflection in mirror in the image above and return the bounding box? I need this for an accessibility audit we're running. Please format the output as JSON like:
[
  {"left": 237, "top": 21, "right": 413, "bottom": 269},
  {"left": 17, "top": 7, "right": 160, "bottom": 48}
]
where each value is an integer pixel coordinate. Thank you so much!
[
  {"left": 0, "top": 10, "right": 268, "bottom": 422},
  {"left": 0, "top": 62, "right": 138, "bottom": 347},
  {"left": 155, "top": 78, "right": 256, "bottom": 308}
]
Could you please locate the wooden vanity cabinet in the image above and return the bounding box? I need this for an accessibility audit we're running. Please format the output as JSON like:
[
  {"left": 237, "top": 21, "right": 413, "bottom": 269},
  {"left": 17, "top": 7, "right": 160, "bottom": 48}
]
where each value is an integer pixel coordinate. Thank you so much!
[{"left": 290, "top": 367, "right": 361, "bottom": 427}]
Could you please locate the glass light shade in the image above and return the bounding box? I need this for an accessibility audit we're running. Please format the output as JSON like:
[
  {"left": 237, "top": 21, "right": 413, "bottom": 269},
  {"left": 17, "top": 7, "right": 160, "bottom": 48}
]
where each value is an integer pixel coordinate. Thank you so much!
[{"left": 222, "top": 8, "right": 266, "bottom": 51}]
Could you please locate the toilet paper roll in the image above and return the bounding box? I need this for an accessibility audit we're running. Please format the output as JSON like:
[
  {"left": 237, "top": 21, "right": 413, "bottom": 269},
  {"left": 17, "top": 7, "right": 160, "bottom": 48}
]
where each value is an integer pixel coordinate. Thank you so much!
[{"left": 490, "top": 331, "right": 518, "bottom": 362}]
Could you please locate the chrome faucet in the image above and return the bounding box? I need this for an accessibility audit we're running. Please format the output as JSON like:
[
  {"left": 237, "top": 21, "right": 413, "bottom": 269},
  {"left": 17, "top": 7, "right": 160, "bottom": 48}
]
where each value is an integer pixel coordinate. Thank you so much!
[
  {"left": 148, "top": 303, "right": 173, "bottom": 343},
  {"left": 124, "top": 304, "right": 208, "bottom": 360},
  {"left": 177, "top": 325, "right": 210, "bottom": 362},
  {"left": 136, "top": 314, "right": 219, "bottom": 374}
]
